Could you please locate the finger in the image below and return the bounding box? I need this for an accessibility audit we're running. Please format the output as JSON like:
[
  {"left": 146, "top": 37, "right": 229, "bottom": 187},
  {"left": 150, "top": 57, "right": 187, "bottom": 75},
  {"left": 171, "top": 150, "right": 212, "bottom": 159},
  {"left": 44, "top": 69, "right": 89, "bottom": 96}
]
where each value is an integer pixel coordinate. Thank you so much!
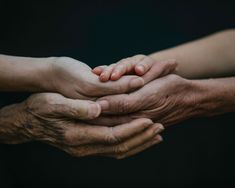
[
  {"left": 99, "top": 64, "right": 116, "bottom": 82},
  {"left": 115, "top": 134, "right": 163, "bottom": 159},
  {"left": 97, "top": 92, "right": 139, "bottom": 114},
  {"left": 66, "top": 123, "right": 164, "bottom": 157},
  {"left": 141, "top": 59, "right": 177, "bottom": 83},
  {"left": 51, "top": 94, "right": 101, "bottom": 120},
  {"left": 85, "top": 115, "right": 134, "bottom": 126},
  {"left": 93, "top": 75, "right": 144, "bottom": 96},
  {"left": 92, "top": 65, "right": 108, "bottom": 75},
  {"left": 106, "top": 123, "right": 164, "bottom": 158},
  {"left": 64, "top": 118, "right": 154, "bottom": 146},
  {"left": 135, "top": 56, "right": 154, "bottom": 76},
  {"left": 110, "top": 60, "right": 136, "bottom": 81}
]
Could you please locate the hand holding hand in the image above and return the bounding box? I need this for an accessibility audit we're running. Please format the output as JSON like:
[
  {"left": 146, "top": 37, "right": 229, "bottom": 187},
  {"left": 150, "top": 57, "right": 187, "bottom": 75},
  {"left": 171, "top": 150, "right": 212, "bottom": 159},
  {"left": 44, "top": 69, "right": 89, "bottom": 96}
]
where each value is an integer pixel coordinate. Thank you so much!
[
  {"left": 47, "top": 57, "right": 145, "bottom": 99},
  {"left": 90, "top": 75, "right": 200, "bottom": 126},
  {"left": 92, "top": 54, "right": 177, "bottom": 83}
]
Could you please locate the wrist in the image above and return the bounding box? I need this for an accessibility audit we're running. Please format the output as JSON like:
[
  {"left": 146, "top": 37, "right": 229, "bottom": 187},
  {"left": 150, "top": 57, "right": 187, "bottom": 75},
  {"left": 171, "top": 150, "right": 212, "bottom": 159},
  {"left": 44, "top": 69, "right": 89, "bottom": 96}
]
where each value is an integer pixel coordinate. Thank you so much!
[
  {"left": 189, "top": 77, "right": 235, "bottom": 117},
  {"left": 30, "top": 57, "right": 56, "bottom": 92}
]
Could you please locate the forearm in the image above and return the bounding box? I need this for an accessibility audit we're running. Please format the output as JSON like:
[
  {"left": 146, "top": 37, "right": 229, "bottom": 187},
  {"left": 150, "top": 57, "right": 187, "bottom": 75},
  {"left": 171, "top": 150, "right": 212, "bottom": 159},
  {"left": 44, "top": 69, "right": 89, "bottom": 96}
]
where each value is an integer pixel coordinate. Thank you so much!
[
  {"left": 150, "top": 29, "right": 235, "bottom": 79},
  {"left": 191, "top": 77, "right": 235, "bottom": 118},
  {"left": 0, "top": 54, "right": 52, "bottom": 91},
  {"left": 0, "top": 102, "right": 30, "bottom": 144}
]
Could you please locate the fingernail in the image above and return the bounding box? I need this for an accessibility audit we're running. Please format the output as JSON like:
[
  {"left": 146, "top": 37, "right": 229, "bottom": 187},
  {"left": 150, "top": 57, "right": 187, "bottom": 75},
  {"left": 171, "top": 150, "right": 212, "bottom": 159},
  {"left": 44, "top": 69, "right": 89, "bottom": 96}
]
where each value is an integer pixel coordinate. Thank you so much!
[
  {"left": 153, "top": 135, "right": 163, "bottom": 142},
  {"left": 88, "top": 104, "right": 101, "bottom": 118},
  {"left": 130, "top": 77, "right": 144, "bottom": 89},
  {"left": 137, "top": 65, "right": 145, "bottom": 73},
  {"left": 100, "top": 73, "right": 105, "bottom": 78},
  {"left": 153, "top": 124, "right": 164, "bottom": 134},
  {"left": 97, "top": 100, "right": 109, "bottom": 111},
  {"left": 111, "top": 72, "right": 117, "bottom": 79}
]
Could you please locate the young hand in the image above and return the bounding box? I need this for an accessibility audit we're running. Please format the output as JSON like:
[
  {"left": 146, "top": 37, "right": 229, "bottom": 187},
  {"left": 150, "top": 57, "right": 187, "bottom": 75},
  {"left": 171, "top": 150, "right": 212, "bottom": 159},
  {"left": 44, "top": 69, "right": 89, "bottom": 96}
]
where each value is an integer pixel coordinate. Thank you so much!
[{"left": 92, "top": 54, "right": 177, "bottom": 84}]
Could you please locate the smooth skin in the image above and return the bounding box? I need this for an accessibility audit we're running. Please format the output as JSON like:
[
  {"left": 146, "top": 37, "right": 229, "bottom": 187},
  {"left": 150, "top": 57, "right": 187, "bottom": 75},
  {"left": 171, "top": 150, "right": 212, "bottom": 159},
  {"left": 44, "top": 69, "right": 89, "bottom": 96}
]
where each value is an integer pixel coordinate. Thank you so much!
[
  {"left": 94, "top": 29, "right": 235, "bottom": 80},
  {"left": 0, "top": 55, "right": 146, "bottom": 99}
]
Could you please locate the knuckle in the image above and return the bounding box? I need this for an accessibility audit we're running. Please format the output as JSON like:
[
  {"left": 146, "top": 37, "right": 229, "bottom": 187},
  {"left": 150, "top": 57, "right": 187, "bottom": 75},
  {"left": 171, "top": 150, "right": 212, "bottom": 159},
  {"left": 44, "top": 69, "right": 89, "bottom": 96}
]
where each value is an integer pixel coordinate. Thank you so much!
[
  {"left": 63, "top": 127, "right": 82, "bottom": 146},
  {"left": 139, "top": 118, "right": 153, "bottom": 127},
  {"left": 147, "top": 127, "right": 157, "bottom": 137},
  {"left": 167, "top": 74, "right": 181, "bottom": 81},
  {"left": 116, "top": 63, "right": 125, "bottom": 70},
  {"left": 64, "top": 133, "right": 76, "bottom": 146},
  {"left": 105, "top": 127, "right": 121, "bottom": 144},
  {"left": 117, "top": 96, "right": 135, "bottom": 113},
  {"left": 133, "top": 54, "right": 146, "bottom": 60},
  {"left": 119, "top": 58, "right": 129, "bottom": 63},
  {"left": 116, "top": 143, "right": 129, "bottom": 154}
]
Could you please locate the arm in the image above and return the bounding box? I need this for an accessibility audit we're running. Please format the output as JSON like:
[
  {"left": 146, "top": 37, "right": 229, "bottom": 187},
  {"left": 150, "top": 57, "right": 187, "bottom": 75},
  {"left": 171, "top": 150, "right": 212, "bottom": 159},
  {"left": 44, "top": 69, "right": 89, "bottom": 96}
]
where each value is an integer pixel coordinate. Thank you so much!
[
  {"left": 0, "top": 55, "right": 144, "bottom": 99},
  {"left": 150, "top": 29, "right": 235, "bottom": 79},
  {"left": 0, "top": 55, "right": 51, "bottom": 91}
]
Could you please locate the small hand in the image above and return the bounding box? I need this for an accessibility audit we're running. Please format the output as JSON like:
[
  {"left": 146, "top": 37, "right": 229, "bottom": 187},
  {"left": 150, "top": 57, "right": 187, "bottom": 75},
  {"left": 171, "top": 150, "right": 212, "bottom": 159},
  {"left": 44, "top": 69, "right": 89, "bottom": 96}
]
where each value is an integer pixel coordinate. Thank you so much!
[{"left": 92, "top": 54, "right": 177, "bottom": 84}]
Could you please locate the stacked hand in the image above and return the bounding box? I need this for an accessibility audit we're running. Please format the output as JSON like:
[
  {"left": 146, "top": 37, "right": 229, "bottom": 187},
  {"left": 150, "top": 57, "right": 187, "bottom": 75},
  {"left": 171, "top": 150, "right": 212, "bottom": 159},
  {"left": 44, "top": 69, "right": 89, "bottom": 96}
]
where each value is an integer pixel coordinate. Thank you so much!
[
  {"left": 2, "top": 51, "right": 232, "bottom": 158},
  {"left": 1, "top": 30, "right": 235, "bottom": 158}
]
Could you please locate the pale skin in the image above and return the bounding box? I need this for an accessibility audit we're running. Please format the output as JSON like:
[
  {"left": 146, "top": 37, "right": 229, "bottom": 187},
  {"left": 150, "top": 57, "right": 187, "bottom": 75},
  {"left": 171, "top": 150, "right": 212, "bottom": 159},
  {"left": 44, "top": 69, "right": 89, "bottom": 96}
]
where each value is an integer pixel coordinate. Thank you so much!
[{"left": 94, "top": 29, "right": 235, "bottom": 80}]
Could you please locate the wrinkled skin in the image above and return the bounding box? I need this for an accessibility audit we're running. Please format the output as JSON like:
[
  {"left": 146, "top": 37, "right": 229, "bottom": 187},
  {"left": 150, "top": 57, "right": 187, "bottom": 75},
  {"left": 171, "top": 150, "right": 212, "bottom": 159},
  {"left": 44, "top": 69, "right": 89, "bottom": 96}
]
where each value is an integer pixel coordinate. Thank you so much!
[
  {"left": 88, "top": 74, "right": 202, "bottom": 126},
  {"left": 0, "top": 93, "right": 164, "bottom": 159},
  {"left": 47, "top": 57, "right": 145, "bottom": 99}
]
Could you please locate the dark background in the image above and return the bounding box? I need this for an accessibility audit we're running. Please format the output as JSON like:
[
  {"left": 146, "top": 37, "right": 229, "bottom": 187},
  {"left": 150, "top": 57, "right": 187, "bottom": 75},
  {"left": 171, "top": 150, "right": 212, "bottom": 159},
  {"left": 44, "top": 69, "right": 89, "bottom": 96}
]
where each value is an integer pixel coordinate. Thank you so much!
[{"left": 0, "top": 0, "right": 235, "bottom": 187}]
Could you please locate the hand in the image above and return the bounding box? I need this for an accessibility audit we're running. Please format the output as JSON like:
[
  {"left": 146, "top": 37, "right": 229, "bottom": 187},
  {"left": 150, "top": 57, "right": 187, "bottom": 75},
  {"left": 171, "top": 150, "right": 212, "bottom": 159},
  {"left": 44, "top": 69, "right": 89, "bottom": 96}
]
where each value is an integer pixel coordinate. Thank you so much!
[
  {"left": 92, "top": 54, "right": 177, "bottom": 83},
  {"left": 0, "top": 93, "right": 164, "bottom": 159},
  {"left": 91, "top": 74, "right": 201, "bottom": 126},
  {"left": 47, "top": 57, "right": 145, "bottom": 99}
]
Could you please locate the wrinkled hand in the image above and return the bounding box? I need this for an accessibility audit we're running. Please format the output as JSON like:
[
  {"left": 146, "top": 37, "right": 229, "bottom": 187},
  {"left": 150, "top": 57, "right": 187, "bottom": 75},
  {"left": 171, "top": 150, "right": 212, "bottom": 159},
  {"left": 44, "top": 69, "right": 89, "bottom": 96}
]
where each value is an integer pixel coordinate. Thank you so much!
[
  {"left": 47, "top": 57, "right": 145, "bottom": 99},
  {"left": 0, "top": 93, "right": 164, "bottom": 159},
  {"left": 90, "top": 75, "right": 199, "bottom": 126}
]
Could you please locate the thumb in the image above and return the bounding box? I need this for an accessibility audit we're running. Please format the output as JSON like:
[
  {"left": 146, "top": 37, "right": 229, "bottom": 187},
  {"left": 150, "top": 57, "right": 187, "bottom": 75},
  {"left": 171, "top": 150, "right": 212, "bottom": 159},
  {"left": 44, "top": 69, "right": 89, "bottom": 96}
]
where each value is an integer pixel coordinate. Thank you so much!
[
  {"left": 56, "top": 96, "right": 101, "bottom": 120},
  {"left": 95, "top": 75, "right": 144, "bottom": 96}
]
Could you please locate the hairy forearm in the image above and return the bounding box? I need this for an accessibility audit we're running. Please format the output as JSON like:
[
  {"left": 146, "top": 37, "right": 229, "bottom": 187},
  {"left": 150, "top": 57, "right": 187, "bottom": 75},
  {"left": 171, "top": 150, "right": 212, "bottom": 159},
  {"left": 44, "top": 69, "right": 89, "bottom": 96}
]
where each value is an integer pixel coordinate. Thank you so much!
[
  {"left": 0, "top": 102, "right": 30, "bottom": 144},
  {"left": 150, "top": 29, "right": 235, "bottom": 79},
  {"left": 0, "top": 54, "right": 52, "bottom": 91},
  {"left": 191, "top": 77, "right": 235, "bottom": 118}
]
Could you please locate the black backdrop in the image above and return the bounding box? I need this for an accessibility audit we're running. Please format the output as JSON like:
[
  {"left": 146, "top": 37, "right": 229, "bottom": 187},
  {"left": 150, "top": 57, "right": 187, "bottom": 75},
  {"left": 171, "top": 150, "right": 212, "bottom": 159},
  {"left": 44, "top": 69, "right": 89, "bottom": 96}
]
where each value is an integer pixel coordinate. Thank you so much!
[{"left": 0, "top": 0, "right": 235, "bottom": 187}]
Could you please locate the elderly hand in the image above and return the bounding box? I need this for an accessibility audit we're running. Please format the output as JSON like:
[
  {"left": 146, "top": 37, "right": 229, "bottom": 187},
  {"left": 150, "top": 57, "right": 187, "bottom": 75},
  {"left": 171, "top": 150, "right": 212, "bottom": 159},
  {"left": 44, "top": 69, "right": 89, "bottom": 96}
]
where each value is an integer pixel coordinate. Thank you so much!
[
  {"left": 90, "top": 74, "right": 203, "bottom": 126},
  {"left": 0, "top": 93, "right": 164, "bottom": 159}
]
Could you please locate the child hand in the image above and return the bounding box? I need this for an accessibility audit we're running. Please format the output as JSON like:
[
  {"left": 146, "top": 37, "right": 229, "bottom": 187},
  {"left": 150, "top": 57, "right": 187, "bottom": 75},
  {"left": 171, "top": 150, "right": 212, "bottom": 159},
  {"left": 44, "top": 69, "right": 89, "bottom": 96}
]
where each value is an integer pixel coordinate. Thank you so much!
[{"left": 92, "top": 54, "right": 177, "bottom": 84}]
